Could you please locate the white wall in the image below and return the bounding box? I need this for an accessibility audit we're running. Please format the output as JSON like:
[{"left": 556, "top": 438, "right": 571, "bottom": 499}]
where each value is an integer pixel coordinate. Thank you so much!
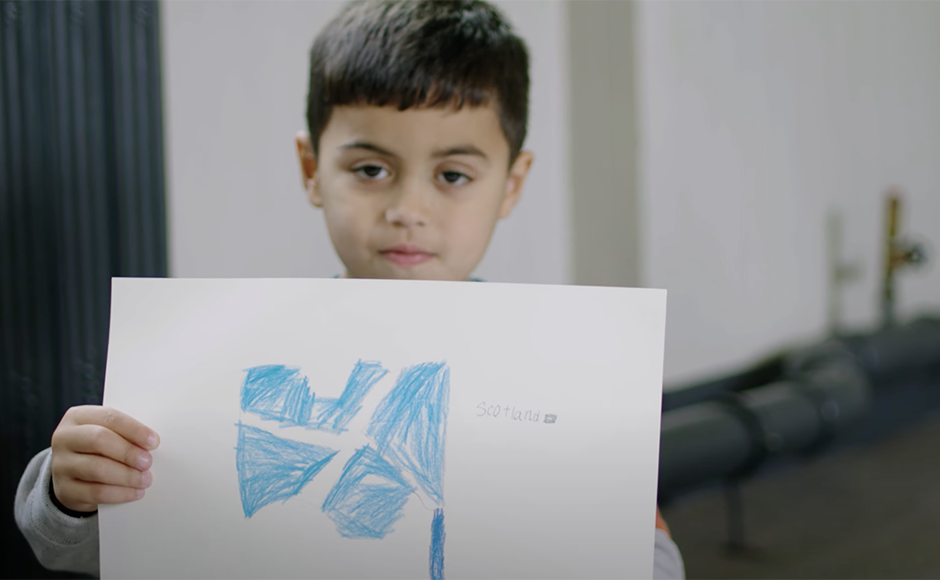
[
  {"left": 636, "top": 0, "right": 940, "bottom": 386},
  {"left": 567, "top": 1, "right": 641, "bottom": 288},
  {"left": 160, "top": 0, "right": 571, "bottom": 285}
]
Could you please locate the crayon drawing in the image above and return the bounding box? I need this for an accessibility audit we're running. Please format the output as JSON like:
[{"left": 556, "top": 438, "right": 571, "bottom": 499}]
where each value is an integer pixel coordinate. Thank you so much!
[
  {"left": 236, "top": 360, "right": 450, "bottom": 580},
  {"left": 100, "top": 278, "right": 667, "bottom": 580}
]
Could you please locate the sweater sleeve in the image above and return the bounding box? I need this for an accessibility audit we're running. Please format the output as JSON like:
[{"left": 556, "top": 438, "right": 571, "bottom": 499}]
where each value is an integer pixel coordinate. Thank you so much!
[
  {"left": 14, "top": 448, "right": 101, "bottom": 577},
  {"left": 653, "top": 528, "right": 686, "bottom": 579}
]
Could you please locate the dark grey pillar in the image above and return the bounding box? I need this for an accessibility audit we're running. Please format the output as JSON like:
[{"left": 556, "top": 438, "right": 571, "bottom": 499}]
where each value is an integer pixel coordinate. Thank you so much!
[{"left": 1, "top": 1, "right": 167, "bottom": 576}]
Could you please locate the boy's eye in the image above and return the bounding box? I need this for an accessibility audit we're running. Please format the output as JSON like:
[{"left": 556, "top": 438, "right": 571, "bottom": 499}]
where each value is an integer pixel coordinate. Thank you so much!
[
  {"left": 439, "top": 171, "right": 470, "bottom": 186},
  {"left": 353, "top": 165, "right": 389, "bottom": 180}
]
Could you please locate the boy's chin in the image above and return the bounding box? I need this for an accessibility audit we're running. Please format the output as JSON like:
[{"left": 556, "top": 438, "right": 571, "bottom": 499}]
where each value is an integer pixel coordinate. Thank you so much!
[{"left": 343, "top": 267, "right": 469, "bottom": 283}]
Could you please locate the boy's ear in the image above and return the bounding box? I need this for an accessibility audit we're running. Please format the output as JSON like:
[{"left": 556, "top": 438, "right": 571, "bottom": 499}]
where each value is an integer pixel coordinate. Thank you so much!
[
  {"left": 499, "top": 150, "right": 534, "bottom": 219},
  {"left": 295, "top": 131, "right": 322, "bottom": 207}
]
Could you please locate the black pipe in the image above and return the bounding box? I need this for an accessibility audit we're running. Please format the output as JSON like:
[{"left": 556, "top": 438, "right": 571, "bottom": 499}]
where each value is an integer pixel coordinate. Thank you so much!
[
  {"left": 834, "top": 317, "right": 940, "bottom": 381},
  {"left": 658, "top": 317, "right": 940, "bottom": 499},
  {"left": 659, "top": 359, "right": 871, "bottom": 497},
  {"left": 661, "top": 352, "right": 787, "bottom": 412}
]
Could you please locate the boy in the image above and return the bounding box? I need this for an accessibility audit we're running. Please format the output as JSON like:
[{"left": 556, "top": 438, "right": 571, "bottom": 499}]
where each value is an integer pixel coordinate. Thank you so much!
[{"left": 15, "top": 1, "right": 685, "bottom": 578}]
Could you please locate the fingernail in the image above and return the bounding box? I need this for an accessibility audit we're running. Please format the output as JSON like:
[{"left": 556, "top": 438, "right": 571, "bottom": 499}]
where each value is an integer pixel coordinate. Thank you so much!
[
  {"left": 136, "top": 489, "right": 145, "bottom": 499},
  {"left": 147, "top": 434, "right": 159, "bottom": 449},
  {"left": 137, "top": 454, "right": 151, "bottom": 470},
  {"left": 140, "top": 471, "right": 153, "bottom": 488}
]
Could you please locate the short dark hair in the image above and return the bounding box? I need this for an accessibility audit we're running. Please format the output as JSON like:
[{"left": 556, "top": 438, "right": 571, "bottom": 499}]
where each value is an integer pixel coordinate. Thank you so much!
[{"left": 306, "top": 0, "right": 530, "bottom": 162}]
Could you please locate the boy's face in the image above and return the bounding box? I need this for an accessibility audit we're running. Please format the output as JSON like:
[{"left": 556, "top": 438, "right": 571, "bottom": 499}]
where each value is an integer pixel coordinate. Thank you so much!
[{"left": 296, "top": 104, "right": 533, "bottom": 281}]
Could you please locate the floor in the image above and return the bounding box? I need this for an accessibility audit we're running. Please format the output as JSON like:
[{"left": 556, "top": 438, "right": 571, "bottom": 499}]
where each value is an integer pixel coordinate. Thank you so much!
[{"left": 662, "top": 408, "right": 940, "bottom": 579}]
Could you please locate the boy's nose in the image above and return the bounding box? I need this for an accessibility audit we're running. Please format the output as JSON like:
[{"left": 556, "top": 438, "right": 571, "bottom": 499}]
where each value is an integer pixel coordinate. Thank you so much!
[{"left": 384, "top": 186, "right": 429, "bottom": 228}]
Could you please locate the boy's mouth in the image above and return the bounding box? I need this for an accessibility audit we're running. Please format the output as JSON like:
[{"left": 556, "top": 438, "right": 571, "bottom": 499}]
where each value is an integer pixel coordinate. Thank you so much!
[{"left": 379, "top": 243, "right": 435, "bottom": 267}]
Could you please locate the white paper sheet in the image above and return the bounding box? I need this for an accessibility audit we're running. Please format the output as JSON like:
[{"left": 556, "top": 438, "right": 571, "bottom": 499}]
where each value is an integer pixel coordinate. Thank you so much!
[{"left": 99, "top": 278, "right": 667, "bottom": 580}]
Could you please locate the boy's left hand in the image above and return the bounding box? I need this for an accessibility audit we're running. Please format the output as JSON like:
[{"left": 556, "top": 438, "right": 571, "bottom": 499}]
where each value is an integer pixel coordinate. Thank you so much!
[{"left": 656, "top": 507, "right": 671, "bottom": 538}]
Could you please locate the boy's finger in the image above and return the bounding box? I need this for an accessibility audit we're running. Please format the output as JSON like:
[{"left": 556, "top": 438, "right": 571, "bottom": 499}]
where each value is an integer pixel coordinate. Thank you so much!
[
  {"left": 656, "top": 508, "right": 671, "bottom": 537},
  {"left": 68, "top": 480, "right": 146, "bottom": 509},
  {"left": 65, "top": 454, "right": 153, "bottom": 490},
  {"left": 72, "top": 406, "right": 160, "bottom": 450},
  {"left": 69, "top": 424, "right": 153, "bottom": 471}
]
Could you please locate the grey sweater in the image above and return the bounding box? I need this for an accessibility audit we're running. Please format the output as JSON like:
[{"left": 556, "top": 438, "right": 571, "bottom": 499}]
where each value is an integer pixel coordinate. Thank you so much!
[{"left": 16, "top": 447, "right": 686, "bottom": 579}]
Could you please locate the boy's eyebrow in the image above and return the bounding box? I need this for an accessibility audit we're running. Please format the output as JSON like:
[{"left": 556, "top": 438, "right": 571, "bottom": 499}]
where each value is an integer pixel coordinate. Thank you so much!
[
  {"left": 431, "top": 145, "right": 488, "bottom": 161},
  {"left": 341, "top": 141, "right": 398, "bottom": 158},
  {"left": 340, "top": 141, "right": 489, "bottom": 162}
]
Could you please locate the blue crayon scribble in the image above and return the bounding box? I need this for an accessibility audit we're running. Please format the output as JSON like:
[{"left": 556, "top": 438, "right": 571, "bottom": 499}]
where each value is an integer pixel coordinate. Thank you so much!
[
  {"left": 309, "top": 360, "right": 388, "bottom": 433},
  {"left": 236, "top": 360, "right": 450, "bottom": 578},
  {"left": 241, "top": 365, "right": 315, "bottom": 426},
  {"left": 321, "top": 445, "right": 415, "bottom": 539},
  {"left": 429, "top": 508, "right": 445, "bottom": 580},
  {"left": 235, "top": 422, "right": 338, "bottom": 518},
  {"left": 366, "top": 362, "right": 450, "bottom": 505}
]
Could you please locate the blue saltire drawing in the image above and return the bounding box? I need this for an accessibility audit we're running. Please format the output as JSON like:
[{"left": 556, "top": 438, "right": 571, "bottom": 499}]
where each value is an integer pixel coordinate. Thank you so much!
[{"left": 235, "top": 360, "right": 449, "bottom": 580}]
